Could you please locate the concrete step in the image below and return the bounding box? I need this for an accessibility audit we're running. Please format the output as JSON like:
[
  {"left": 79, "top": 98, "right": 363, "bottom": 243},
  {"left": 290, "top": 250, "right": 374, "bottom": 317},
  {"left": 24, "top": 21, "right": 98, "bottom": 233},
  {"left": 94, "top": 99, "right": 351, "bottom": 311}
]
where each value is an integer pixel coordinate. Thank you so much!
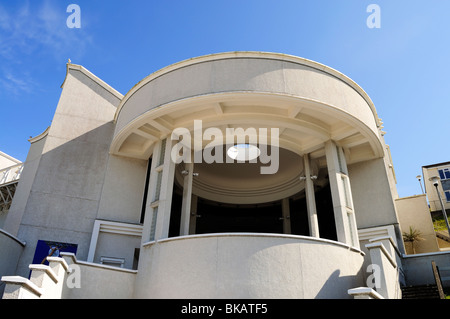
[{"left": 401, "top": 285, "right": 441, "bottom": 299}]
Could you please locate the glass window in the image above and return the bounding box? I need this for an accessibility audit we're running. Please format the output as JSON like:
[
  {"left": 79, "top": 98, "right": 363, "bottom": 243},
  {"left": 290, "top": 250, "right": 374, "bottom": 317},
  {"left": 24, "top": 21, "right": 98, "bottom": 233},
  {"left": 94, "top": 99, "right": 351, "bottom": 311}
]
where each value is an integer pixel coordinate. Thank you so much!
[
  {"left": 150, "top": 207, "right": 158, "bottom": 241},
  {"left": 446, "top": 191, "right": 450, "bottom": 202},
  {"left": 442, "top": 179, "right": 450, "bottom": 192},
  {"left": 445, "top": 169, "right": 450, "bottom": 179},
  {"left": 438, "top": 168, "right": 450, "bottom": 180},
  {"left": 158, "top": 138, "right": 167, "bottom": 166}
]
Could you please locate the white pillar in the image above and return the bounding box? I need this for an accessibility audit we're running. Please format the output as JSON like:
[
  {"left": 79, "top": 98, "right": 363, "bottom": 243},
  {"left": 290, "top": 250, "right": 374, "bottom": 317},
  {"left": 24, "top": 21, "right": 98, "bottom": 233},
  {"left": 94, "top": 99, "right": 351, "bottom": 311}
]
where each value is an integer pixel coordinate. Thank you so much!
[
  {"left": 141, "top": 141, "right": 160, "bottom": 244},
  {"left": 189, "top": 195, "right": 198, "bottom": 235},
  {"left": 325, "top": 140, "right": 359, "bottom": 248},
  {"left": 281, "top": 198, "right": 291, "bottom": 234},
  {"left": 87, "top": 220, "right": 101, "bottom": 262},
  {"left": 180, "top": 162, "right": 194, "bottom": 236},
  {"left": 303, "top": 154, "right": 320, "bottom": 238},
  {"left": 142, "top": 137, "right": 176, "bottom": 243}
]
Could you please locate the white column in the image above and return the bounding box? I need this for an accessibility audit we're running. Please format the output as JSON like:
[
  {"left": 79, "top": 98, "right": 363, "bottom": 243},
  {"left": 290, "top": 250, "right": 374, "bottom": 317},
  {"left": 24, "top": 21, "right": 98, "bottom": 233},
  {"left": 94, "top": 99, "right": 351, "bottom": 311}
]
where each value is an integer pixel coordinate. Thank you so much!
[
  {"left": 87, "top": 220, "right": 101, "bottom": 262},
  {"left": 141, "top": 141, "right": 161, "bottom": 244},
  {"left": 281, "top": 198, "right": 291, "bottom": 234},
  {"left": 154, "top": 137, "right": 176, "bottom": 240},
  {"left": 179, "top": 162, "right": 194, "bottom": 236},
  {"left": 325, "top": 140, "right": 359, "bottom": 248},
  {"left": 303, "top": 154, "right": 320, "bottom": 238},
  {"left": 141, "top": 137, "right": 176, "bottom": 243},
  {"left": 189, "top": 195, "right": 198, "bottom": 235}
]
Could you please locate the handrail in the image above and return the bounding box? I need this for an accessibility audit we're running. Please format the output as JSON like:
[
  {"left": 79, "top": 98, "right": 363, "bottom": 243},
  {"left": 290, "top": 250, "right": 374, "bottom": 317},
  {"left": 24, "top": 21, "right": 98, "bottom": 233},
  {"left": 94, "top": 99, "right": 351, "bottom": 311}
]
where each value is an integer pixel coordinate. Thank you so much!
[
  {"left": 431, "top": 260, "right": 445, "bottom": 299},
  {"left": 0, "top": 163, "right": 23, "bottom": 186}
]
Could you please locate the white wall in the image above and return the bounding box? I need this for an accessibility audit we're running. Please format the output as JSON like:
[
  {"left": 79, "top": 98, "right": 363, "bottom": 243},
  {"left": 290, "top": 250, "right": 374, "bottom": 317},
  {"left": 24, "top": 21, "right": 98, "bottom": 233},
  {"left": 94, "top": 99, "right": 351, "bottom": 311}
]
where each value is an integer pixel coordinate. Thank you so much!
[
  {"left": 96, "top": 155, "right": 147, "bottom": 223},
  {"left": 9, "top": 65, "right": 122, "bottom": 278},
  {"left": 62, "top": 254, "right": 136, "bottom": 299},
  {"left": 349, "top": 158, "right": 399, "bottom": 229},
  {"left": 115, "top": 53, "right": 379, "bottom": 140},
  {"left": 396, "top": 194, "right": 439, "bottom": 254},
  {"left": 0, "top": 151, "right": 21, "bottom": 170},
  {"left": 93, "top": 232, "right": 141, "bottom": 270},
  {"left": 134, "top": 234, "right": 365, "bottom": 298},
  {"left": 402, "top": 251, "right": 450, "bottom": 288}
]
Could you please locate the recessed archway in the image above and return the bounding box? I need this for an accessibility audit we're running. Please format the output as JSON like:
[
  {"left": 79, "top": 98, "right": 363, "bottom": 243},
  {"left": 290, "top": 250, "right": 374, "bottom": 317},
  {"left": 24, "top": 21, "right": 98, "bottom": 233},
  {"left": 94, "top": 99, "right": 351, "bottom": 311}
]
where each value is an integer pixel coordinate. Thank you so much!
[{"left": 130, "top": 53, "right": 376, "bottom": 249}]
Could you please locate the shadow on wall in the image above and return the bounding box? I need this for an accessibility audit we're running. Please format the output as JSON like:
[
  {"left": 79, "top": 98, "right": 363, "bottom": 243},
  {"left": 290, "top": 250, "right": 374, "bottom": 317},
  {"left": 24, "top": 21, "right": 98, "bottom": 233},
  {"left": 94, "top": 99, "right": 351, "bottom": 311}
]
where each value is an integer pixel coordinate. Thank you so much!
[
  {"left": 9, "top": 122, "right": 114, "bottom": 278},
  {"left": 315, "top": 268, "right": 366, "bottom": 299},
  {"left": 2, "top": 67, "right": 148, "bottom": 279}
]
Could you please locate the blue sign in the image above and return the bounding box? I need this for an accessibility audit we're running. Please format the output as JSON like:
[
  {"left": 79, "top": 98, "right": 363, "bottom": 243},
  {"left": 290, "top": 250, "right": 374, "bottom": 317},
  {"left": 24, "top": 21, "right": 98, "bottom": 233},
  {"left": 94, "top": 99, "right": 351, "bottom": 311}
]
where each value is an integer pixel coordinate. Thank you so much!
[{"left": 31, "top": 240, "right": 78, "bottom": 266}]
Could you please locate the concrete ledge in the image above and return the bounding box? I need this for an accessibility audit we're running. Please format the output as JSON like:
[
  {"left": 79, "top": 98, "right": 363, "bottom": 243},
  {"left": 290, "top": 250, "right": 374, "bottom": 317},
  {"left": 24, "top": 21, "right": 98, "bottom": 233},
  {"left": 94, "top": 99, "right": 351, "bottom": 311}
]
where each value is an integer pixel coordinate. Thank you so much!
[
  {"left": 366, "top": 242, "right": 397, "bottom": 268},
  {"left": 29, "top": 264, "right": 58, "bottom": 283},
  {"left": 60, "top": 252, "right": 138, "bottom": 274},
  {"left": 402, "top": 249, "right": 450, "bottom": 259},
  {"left": 369, "top": 235, "right": 402, "bottom": 257},
  {"left": 47, "top": 256, "right": 71, "bottom": 274},
  {"left": 348, "top": 287, "right": 384, "bottom": 299},
  {"left": 143, "top": 232, "right": 365, "bottom": 256},
  {"left": 1, "top": 276, "right": 44, "bottom": 297}
]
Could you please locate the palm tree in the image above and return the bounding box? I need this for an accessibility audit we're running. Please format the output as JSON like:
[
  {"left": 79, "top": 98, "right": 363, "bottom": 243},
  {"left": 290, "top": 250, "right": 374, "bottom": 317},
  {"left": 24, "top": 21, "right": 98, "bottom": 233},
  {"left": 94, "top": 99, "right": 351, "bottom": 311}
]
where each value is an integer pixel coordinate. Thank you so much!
[{"left": 402, "top": 226, "right": 423, "bottom": 254}]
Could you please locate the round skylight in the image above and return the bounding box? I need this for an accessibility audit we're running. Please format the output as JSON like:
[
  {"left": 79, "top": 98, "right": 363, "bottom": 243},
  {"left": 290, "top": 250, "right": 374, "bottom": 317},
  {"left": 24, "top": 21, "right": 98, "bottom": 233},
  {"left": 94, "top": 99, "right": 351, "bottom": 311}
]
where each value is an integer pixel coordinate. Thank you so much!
[{"left": 227, "top": 144, "right": 261, "bottom": 161}]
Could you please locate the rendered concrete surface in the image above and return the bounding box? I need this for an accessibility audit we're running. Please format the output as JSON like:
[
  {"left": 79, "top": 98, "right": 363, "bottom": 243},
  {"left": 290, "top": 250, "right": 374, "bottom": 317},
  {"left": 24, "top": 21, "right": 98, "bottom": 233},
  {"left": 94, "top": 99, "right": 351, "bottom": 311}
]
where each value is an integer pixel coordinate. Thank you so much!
[{"left": 134, "top": 234, "right": 365, "bottom": 299}]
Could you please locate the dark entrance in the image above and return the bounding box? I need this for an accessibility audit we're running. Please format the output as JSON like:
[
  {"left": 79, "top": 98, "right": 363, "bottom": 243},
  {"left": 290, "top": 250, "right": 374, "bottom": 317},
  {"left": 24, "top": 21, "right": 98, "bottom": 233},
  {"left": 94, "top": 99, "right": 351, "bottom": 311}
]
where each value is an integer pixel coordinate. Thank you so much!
[
  {"left": 196, "top": 199, "right": 283, "bottom": 234},
  {"left": 169, "top": 177, "right": 337, "bottom": 241}
]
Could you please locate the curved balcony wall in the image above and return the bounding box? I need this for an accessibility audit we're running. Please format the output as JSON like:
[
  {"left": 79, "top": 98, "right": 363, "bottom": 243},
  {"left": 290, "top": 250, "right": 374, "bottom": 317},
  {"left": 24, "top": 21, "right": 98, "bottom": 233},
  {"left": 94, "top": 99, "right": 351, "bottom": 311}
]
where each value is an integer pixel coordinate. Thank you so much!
[
  {"left": 134, "top": 233, "right": 365, "bottom": 299},
  {"left": 0, "top": 229, "right": 25, "bottom": 295},
  {"left": 111, "top": 52, "right": 383, "bottom": 164}
]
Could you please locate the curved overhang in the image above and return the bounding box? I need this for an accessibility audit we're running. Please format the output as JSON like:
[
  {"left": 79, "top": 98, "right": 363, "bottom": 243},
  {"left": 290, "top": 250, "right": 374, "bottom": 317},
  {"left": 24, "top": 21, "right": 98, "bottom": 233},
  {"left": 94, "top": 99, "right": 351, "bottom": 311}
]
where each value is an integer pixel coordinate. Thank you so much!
[
  {"left": 28, "top": 126, "right": 50, "bottom": 144},
  {"left": 114, "top": 51, "right": 380, "bottom": 124},
  {"left": 111, "top": 52, "right": 384, "bottom": 165}
]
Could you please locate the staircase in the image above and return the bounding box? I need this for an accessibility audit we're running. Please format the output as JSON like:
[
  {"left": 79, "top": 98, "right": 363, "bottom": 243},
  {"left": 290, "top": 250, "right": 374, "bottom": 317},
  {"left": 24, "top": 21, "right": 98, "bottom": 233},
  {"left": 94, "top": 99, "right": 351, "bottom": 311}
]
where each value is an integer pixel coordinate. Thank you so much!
[
  {"left": 401, "top": 285, "right": 441, "bottom": 299},
  {"left": 1, "top": 257, "right": 70, "bottom": 299}
]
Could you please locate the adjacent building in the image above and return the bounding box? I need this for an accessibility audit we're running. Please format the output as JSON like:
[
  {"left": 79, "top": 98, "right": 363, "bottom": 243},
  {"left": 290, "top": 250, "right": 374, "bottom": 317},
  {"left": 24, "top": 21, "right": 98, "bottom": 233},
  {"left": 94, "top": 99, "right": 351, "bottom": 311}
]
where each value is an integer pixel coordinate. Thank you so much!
[
  {"left": 0, "top": 152, "right": 23, "bottom": 228},
  {"left": 422, "top": 162, "right": 450, "bottom": 213}
]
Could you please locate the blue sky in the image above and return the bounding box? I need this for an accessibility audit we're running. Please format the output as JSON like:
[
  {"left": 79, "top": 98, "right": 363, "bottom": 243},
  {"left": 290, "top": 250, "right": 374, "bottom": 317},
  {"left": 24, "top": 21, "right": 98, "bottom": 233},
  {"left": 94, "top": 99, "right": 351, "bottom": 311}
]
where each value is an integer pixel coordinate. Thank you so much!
[{"left": 0, "top": 0, "right": 448, "bottom": 198}]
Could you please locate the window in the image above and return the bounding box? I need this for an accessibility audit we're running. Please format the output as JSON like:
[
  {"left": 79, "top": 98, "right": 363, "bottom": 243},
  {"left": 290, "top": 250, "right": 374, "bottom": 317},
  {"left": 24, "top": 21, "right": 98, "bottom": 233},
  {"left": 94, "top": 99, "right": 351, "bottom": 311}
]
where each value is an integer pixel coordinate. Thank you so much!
[
  {"left": 438, "top": 168, "right": 450, "bottom": 202},
  {"left": 438, "top": 168, "right": 450, "bottom": 180},
  {"left": 100, "top": 256, "right": 125, "bottom": 268}
]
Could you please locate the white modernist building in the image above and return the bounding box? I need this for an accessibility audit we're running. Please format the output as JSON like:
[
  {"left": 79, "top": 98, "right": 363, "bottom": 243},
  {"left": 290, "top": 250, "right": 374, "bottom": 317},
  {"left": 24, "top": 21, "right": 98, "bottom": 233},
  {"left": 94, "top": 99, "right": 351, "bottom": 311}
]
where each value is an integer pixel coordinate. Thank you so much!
[{"left": 1, "top": 52, "right": 443, "bottom": 299}]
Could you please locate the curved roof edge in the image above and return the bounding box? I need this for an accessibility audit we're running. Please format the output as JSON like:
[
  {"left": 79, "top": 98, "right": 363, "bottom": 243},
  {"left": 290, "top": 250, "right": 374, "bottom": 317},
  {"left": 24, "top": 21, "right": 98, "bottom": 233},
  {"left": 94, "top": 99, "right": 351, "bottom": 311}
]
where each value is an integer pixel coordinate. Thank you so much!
[
  {"left": 114, "top": 51, "right": 381, "bottom": 127},
  {"left": 28, "top": 126, "right": 50, "bottom": 144},
  {"left": 61, "top": 62, "right": 124, "bottom": 100}
]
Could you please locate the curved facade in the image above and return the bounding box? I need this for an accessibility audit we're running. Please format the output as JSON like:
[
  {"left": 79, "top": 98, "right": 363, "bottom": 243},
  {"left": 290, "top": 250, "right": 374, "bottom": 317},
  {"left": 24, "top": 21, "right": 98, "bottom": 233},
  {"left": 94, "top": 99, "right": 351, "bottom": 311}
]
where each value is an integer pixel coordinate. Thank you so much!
[
  {"left": 1, "top": 52, "right": 405, "bottom": 299},
  {"left": 112, "top": 52, "right": 383, "bottom": 163},
  {"left": 135, "top": 234, "right": 365, "bottom": 299}
]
